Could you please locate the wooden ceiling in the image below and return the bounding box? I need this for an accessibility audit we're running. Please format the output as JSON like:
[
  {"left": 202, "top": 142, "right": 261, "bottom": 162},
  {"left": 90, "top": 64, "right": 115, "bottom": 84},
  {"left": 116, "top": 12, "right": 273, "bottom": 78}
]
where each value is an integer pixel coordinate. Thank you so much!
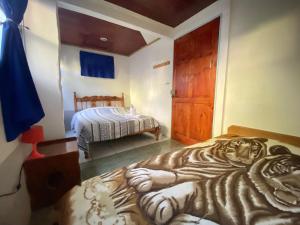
[
  {"left": 58, "top": 8, "right": 147, "bottom": 56},
  {"left": 104, "top": 0, "right": 218, "bottom": 27}
]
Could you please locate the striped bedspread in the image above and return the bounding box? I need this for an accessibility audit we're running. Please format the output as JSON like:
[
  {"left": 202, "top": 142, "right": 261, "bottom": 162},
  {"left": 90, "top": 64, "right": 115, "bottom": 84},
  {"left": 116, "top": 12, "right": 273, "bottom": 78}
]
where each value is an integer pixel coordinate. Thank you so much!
[{"left": 71, "top": 107, "right": 159, "bottom": 151}]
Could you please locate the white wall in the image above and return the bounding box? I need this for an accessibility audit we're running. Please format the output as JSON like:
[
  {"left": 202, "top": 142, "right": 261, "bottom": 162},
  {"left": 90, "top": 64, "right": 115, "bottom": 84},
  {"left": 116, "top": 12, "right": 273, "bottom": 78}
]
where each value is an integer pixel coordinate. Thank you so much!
[
  {"left": 60, "top": 44, "right": 131, "bottom": 111},
  {"left": 0, "top": 142, "right": 31, "bottom": 225},
  {"left": 23, "top": 0, "right": 65, "bottom": 140},
  {"left": 0, "top": 106, "right": 31, "bottom": 225},
  {"left": 129, "top": 38, "right": 174, "bottom": 137},
  {"left": 223, "top": 0, "right": 300, "bottom": 136},
  {"left": 0, "top": 111, "right": 19, "bottom": 165}
]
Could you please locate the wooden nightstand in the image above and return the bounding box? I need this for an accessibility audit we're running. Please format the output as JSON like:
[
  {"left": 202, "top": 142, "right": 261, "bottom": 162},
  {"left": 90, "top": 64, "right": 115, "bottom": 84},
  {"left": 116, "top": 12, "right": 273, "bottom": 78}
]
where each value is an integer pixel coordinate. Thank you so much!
[{"left": 24, "top": 137, "right": 81, "bottom": 210}]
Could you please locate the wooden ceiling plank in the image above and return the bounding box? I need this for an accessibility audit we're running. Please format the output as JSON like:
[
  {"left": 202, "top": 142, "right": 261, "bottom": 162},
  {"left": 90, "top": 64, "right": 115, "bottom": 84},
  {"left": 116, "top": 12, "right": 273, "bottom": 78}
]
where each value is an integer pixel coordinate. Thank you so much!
[
  {"left": 104, "top": 0, "right": 218, "bottom": 27},
  {"left": 58, "top": 8, "right": 147, "bottom": 56}
]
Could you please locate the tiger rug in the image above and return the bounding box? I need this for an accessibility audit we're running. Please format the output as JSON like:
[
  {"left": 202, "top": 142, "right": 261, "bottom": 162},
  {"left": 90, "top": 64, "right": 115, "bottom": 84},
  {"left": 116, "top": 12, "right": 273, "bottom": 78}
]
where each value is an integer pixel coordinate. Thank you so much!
[{"left": 58, "top": 137, "right": 300, "bottom": 225}]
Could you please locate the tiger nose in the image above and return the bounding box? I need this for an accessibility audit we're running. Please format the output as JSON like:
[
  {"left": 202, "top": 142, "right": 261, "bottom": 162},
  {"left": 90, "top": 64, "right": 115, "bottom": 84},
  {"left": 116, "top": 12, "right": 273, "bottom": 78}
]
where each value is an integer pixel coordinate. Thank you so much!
[{"left": 238, "top": 144, "right": 251, "bottom": 157}]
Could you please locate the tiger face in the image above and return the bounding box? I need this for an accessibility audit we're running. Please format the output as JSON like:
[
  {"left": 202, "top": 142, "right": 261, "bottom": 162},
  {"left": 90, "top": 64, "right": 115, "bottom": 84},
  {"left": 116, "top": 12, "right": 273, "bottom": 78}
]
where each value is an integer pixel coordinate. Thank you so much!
[
  {"left": 249, "top": 145, "right": 300, "bottom": 213},
  {"left": 217, "top": 138, "right": 268, "bottom": 166}
]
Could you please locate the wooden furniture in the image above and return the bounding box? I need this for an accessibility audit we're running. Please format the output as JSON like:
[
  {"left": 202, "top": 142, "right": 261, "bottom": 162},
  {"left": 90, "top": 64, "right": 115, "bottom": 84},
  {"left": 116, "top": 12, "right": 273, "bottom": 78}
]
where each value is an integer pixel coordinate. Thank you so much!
[
  {"left": 73, "top": 92, "right": 160, "bottom": 156},
  {"left": 172, "top": 18, "right": 220, "bottom": 145},
  {"left": 74, "top": 92, "right": 125, "bottom": 112},
  {"left": 226, "top": 125, "right": 300, "bottom": 147},
  {"left": 24, "top": 137, "right": 81, "bottom": 210}
]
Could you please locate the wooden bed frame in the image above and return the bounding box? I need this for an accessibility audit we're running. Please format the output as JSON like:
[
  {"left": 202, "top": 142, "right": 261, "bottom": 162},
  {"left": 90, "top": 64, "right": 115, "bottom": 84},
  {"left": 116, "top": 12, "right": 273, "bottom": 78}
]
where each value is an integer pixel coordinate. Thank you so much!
[
  {"left": 73, "top": 92, "right": 160, "bottom": 158},
  {"left": 74, "top": 92, "right": 125, "bottom": 112},
  {"left": 225, "top": 125, "right": 300, "bottom": 147}
]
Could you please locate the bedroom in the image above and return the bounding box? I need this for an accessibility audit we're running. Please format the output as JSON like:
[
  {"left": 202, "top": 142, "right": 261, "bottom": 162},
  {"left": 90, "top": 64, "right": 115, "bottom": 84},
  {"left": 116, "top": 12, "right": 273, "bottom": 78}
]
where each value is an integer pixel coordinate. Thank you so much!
[{"left": 0, "top": 0, "right": 300, "bottom": 225}]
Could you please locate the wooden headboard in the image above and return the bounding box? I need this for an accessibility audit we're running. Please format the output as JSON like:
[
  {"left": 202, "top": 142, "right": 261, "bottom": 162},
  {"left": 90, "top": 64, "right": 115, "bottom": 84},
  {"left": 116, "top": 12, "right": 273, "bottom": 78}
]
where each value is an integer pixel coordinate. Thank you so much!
[
  {"left": 227, "top": 125, "right": 300, "bottom": 147},
  {"left": 73, "top": 92, "right": 125, "bottom": 112}
]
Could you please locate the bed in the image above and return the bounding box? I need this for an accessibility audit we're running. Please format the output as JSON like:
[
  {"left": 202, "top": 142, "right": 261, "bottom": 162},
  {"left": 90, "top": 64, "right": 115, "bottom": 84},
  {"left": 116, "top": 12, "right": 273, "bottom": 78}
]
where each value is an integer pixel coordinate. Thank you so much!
[
  {"left": 71, "top": 92, "right": 160, "bottom": 157},
  {"left": 58, "top": 125, "right": 300, "bottom": 225}
]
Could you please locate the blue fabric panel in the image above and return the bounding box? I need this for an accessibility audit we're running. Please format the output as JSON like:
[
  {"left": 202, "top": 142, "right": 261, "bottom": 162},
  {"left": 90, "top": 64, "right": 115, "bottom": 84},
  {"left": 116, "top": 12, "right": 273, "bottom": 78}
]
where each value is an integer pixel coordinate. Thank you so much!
[
  {"left": 80, "top": 51, "right": 115, "bottom": 79},
  {"left": 0, "top": 0, "right": 45, "bottom": 142},
  {"left": 0, "top": 0, "right": 27, "bottom": 23}
]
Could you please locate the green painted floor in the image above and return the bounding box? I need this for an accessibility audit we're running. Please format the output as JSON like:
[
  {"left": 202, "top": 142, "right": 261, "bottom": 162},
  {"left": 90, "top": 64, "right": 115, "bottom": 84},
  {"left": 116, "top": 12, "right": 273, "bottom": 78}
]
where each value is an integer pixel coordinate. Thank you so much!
[{"left": 80, "top": 139, "right": 186, "bottom": 181}]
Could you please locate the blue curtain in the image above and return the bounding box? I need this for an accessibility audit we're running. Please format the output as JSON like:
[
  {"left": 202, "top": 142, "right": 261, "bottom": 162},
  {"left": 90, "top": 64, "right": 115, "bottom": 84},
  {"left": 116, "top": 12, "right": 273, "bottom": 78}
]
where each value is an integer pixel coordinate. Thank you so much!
[
  {"left": 0, "top": 0, "right": 45, "bottom": 142},
  {"left": 80, "top": 51, "right": 115, "bottom": 79}
]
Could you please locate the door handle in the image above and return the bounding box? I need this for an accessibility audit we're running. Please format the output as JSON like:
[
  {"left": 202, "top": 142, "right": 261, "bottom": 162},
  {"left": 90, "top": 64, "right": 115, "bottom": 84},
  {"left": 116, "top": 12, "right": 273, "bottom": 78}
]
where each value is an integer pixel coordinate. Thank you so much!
[{"left": 171, "top": 89, "right": 176, "bottom": 97}]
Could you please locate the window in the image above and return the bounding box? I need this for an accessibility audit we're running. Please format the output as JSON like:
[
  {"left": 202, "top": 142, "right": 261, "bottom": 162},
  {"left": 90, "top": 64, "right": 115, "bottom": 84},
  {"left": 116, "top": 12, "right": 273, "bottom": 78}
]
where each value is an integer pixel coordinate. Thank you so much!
[
  {"left": 0, "top": 8, "right": 6, "bottom": 56},
  {"left": 80, "top": 51, "right": 115, "bottom": 79}
]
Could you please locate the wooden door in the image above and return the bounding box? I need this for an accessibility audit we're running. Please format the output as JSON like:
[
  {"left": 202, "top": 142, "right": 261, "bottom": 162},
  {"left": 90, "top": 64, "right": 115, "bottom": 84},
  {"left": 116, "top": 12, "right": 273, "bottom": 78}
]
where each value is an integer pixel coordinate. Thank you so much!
[{"left": 172, "top": 18, "right": 220, "bottom": 144}]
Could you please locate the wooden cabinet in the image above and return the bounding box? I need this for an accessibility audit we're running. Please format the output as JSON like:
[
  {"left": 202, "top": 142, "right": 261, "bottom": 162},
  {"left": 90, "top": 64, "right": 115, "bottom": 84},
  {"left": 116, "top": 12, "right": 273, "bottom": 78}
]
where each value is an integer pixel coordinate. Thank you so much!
[{"left": 24, "top": 138, "right": 81, "bottom": 210}]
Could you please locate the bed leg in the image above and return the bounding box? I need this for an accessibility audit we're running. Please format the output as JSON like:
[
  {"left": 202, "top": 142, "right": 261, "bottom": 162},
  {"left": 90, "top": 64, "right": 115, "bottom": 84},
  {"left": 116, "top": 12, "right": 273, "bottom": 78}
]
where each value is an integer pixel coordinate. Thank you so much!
[
  {"left": 84, "top": 151, "right": 90, "bottom": 159},
  {"left": 155, "top": 127, "right": 160, "bottom": 141}
]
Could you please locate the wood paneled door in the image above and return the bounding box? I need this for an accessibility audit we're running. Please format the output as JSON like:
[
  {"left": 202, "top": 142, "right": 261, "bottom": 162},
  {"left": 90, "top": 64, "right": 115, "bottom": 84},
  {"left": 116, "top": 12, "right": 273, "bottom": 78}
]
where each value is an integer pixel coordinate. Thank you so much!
[{"left": 172, "top": 18, "right": 220, "bottom": 145}]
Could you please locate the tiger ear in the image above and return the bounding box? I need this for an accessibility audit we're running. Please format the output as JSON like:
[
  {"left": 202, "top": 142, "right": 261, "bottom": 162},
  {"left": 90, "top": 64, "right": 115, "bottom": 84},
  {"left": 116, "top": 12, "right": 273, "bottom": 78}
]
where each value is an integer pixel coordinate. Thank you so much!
[{"left": 269, "top": 145, "right": 291, "bottom": 155}]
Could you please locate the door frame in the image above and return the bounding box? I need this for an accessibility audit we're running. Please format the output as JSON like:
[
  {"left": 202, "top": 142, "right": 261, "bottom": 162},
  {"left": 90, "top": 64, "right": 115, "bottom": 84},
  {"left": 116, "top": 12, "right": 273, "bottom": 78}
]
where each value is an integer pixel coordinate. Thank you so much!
[{"left": 172, "top": 0, "right": 231, "bottom": 137}]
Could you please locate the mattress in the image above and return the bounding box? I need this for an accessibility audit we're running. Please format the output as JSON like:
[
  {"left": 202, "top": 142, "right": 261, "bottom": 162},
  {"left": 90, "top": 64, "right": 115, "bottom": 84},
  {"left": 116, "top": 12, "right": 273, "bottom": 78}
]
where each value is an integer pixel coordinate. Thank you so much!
[
  {"left": 71, "top": 107, "right": 159, "bottom": 151},
  {"left": 58, "top": 136, "right": 300, "bottom": 225}
]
